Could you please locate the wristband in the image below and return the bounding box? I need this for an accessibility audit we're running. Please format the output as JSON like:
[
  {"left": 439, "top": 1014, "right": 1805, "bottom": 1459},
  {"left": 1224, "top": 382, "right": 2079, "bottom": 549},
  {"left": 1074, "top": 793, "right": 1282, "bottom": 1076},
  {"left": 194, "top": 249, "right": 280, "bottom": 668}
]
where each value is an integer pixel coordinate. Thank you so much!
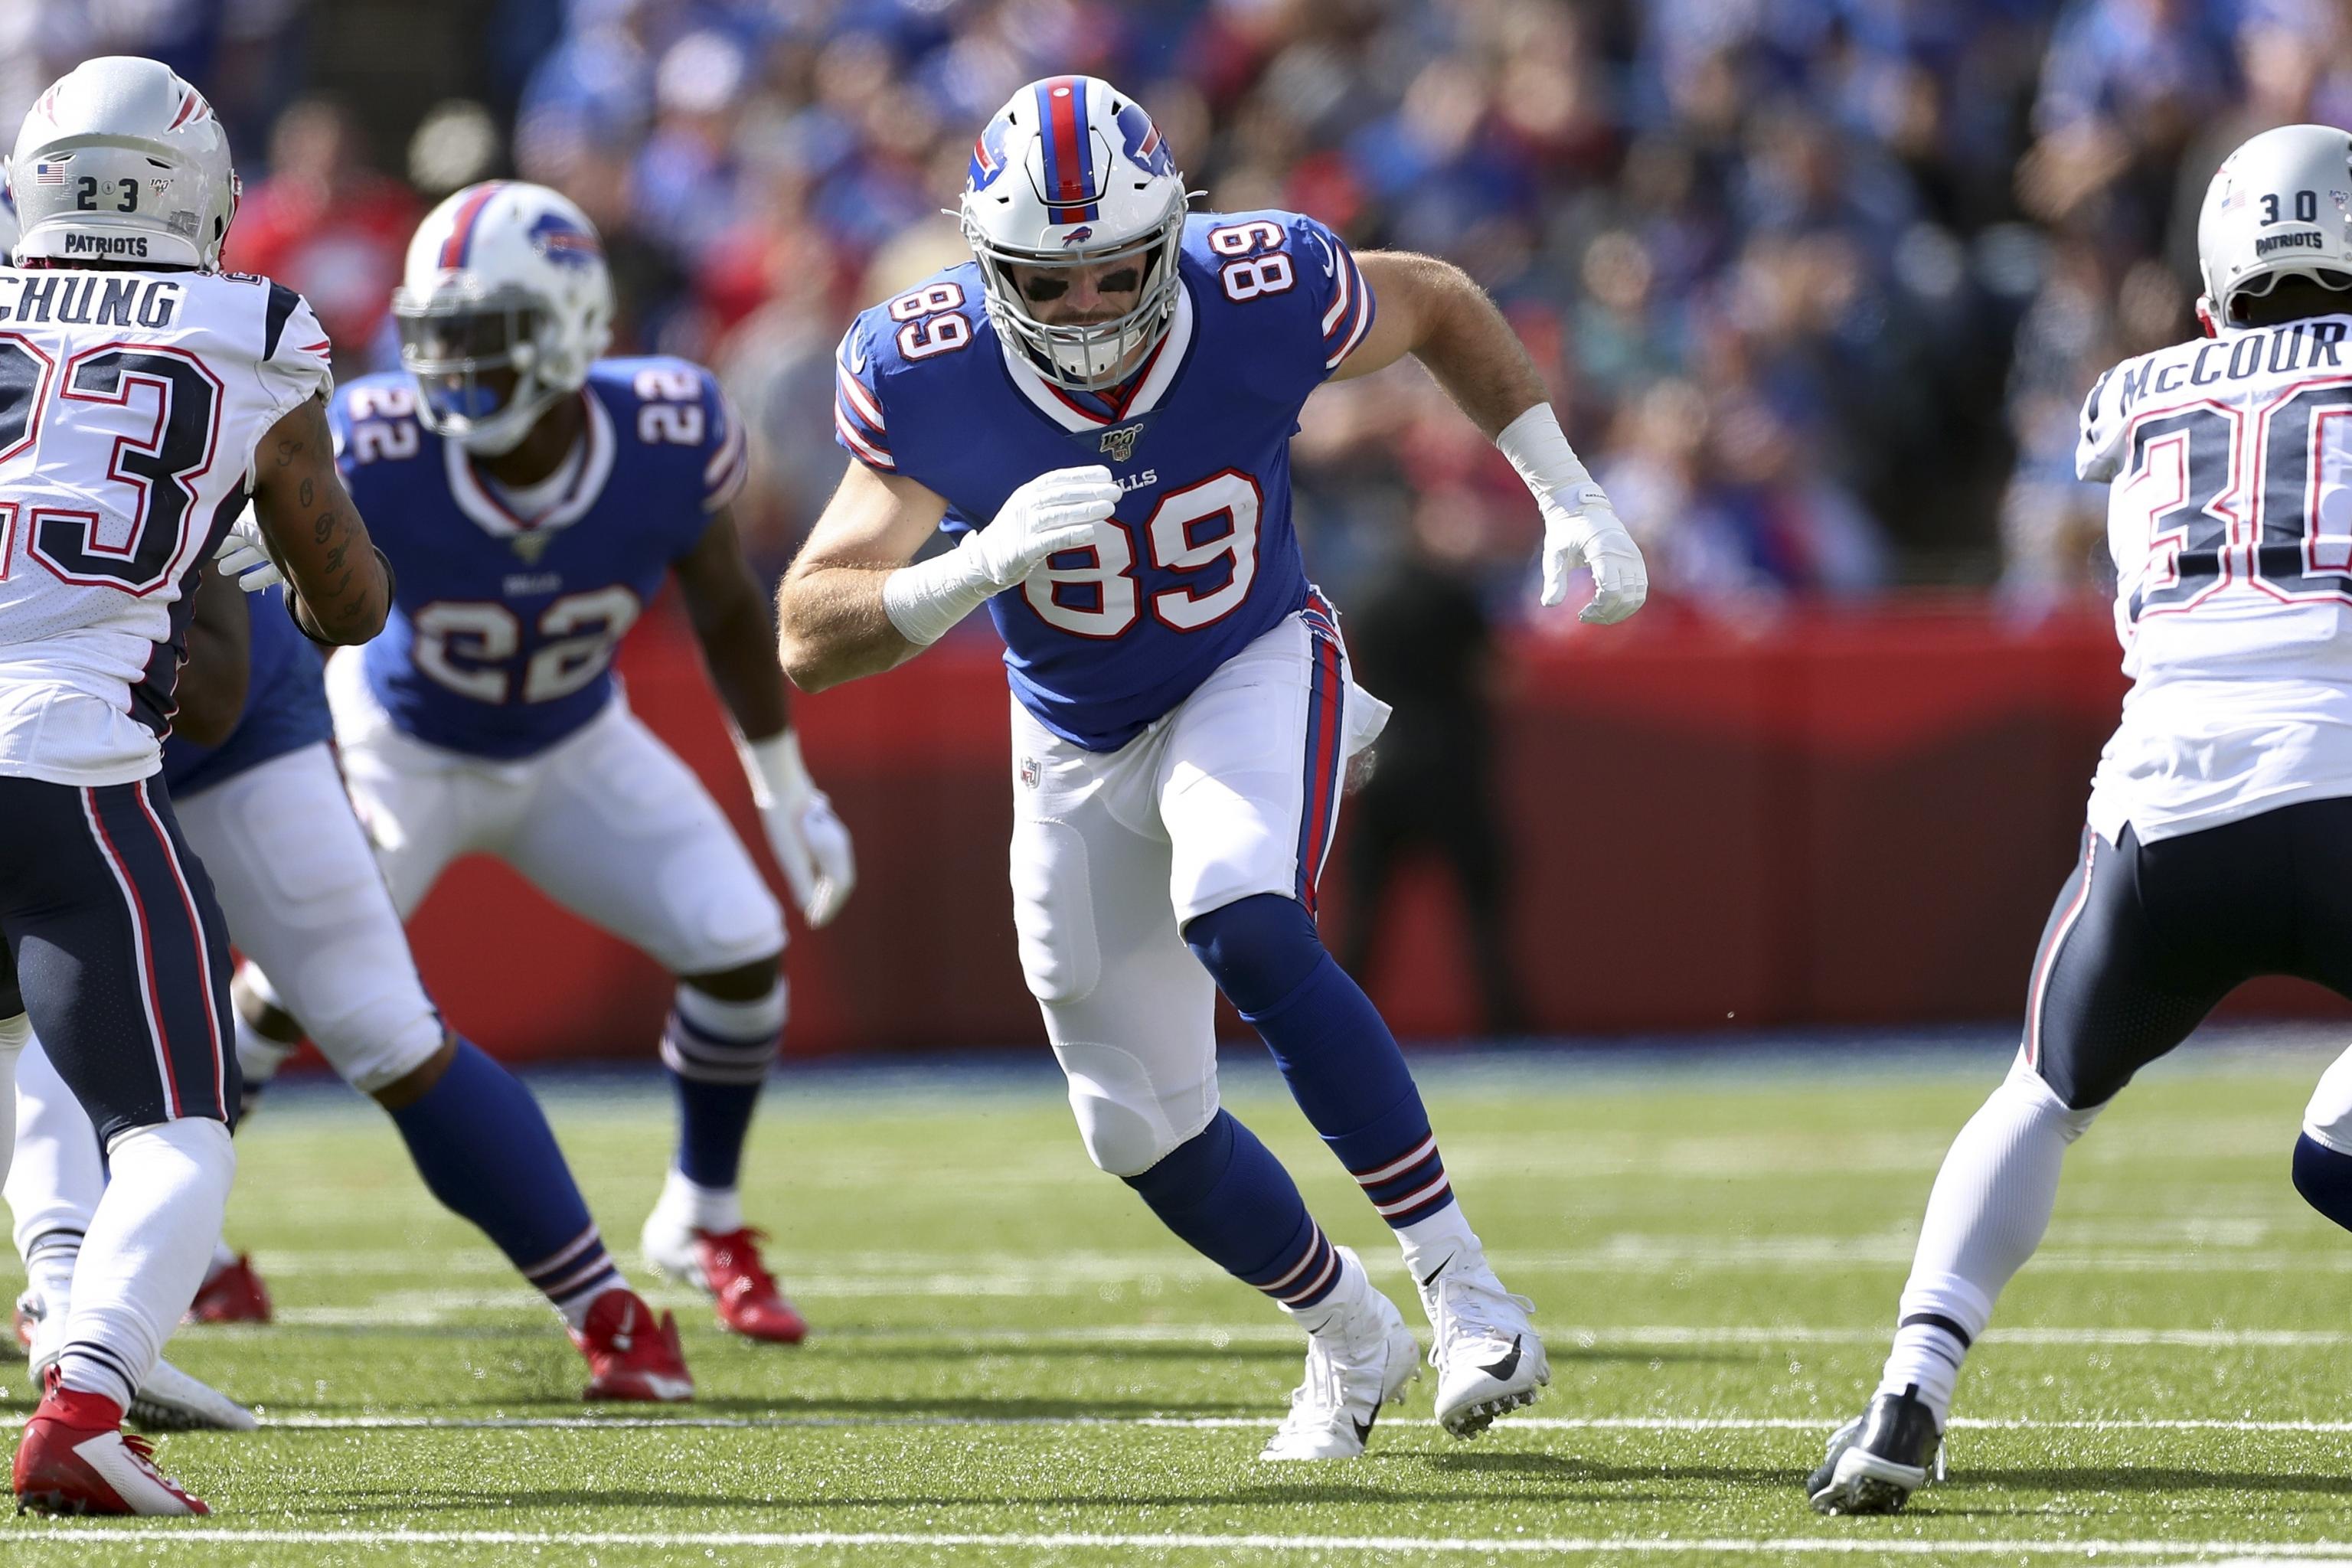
[
  {"left": 880, "top": 535, "right": 998, "bottom": 646},
  {"left": 736, "top": 727, "right": 814, "bottom": 812},
  {"left": 1495, "top": 403, "right": 1606, "bottom": 514}
]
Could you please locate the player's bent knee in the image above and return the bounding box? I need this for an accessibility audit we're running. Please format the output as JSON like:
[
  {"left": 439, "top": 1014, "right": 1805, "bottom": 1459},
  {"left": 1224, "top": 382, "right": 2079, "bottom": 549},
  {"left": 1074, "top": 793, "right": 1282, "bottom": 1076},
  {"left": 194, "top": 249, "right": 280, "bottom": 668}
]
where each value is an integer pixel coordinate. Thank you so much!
[
  {"left": 1181, "top": 893, "right": 1321, "bottom": 1014},
  {"left": 2303, "top": 1047, "right": 2352, "bottom": 1154},
  {"left": 299, "top": 961, "right": 449, "bottom": 1096},
  {"left": 1054, "top": 1037, "right": 1219, "bottom": 1178},
  {"left": 368, "top": 1035, "right": 459, "bottom": 1111}
]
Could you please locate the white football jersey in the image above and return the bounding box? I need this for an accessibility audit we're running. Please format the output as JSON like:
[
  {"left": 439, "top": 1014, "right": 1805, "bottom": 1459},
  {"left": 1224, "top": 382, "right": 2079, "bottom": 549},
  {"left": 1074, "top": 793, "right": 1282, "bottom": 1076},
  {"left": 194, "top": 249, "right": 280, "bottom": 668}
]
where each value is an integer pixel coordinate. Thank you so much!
[
  {"left": 2078, "top": 310, "right": 2352, "bottom": 841},
  {"left": 0, "top": 266, "right": 331, "bottom": 786}
]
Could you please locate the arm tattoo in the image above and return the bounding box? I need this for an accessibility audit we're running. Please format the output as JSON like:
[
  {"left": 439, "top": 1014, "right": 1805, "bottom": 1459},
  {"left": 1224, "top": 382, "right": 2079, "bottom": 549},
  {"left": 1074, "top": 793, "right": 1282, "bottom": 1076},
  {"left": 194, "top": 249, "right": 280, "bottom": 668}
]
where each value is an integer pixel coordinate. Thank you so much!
[
  {"left": 299, "top": 476, "right": 314, "bottom": 508},
  {"left": 313, "top": 511, "right": 335, "bottom": 544},
  {"left": 274, "top": 434, "right": 302, "bottom": 469}
]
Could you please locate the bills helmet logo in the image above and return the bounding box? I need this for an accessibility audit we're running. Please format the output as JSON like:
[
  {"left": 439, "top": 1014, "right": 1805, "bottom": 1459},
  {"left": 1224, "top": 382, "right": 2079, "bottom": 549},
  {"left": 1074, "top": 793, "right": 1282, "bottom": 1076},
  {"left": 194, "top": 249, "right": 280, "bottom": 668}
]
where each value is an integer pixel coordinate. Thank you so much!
[
  {"left": 1060, "top": 225, "right": 1094, "bottom": 247},
  {"left": 1116, "top": 103, "right": 1174, "bottom": 178},
  {"left": 969, "top": 116, "right": 1012, "bottom": 191},
  {"left": 528, "top": 211, "right": 603, "bottom": 268}
]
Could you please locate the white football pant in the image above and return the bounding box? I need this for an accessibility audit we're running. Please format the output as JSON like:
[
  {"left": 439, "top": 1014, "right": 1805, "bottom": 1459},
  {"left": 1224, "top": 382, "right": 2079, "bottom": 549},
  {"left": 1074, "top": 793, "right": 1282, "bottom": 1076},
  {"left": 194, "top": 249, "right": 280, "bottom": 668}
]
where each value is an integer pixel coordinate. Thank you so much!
[
  {"left": 316, "top": 649, "right": 783, "bottom": 976},
  {"left": 10, "top": 736, "right": 446, "bottom": 1266},
  {"left": 1013, "top": 601, "right": 1387, "bottom": 1178}
]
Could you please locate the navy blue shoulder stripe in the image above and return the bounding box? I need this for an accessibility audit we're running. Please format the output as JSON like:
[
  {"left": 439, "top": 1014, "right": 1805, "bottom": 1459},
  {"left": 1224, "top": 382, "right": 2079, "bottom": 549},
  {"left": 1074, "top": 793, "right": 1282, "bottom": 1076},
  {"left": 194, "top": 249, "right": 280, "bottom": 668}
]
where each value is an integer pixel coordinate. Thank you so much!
[{"left": 263, "top": 283, "right": 302, "bottom": 361}]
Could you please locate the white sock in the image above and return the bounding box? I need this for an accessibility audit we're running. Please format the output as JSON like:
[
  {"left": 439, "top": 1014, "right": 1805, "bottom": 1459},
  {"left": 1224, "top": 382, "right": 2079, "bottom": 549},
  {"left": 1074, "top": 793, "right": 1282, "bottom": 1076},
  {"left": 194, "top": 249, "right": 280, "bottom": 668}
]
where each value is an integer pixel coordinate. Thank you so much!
[
  {"left": 57, "top": 1119, "right": 235, "bottom": 1410},
  {"left": 7, "top": 1029, "right": 103, "bottom": 1290},
  {"left": 557, "top": 1279, "right": 628, "bottom": 1332},
  {"left": 1876, "top": 1057, "right": 2102, "bottom": 1424},
  {"left": 654, "top": 1165, "right": 743, "bottom": 1236},
  {"left": 1285, "top": 1246, "right": 1370, "bottom": 1340},
  {"left": 207, "top": 1239, "right": 239, "bottom": 1278},
  {"left": 27, "top": 1240, "right": 77, "bottom": 1313},
  {"left": 1395, "top": 1201, "right": 1481, "bottom": 1286}
]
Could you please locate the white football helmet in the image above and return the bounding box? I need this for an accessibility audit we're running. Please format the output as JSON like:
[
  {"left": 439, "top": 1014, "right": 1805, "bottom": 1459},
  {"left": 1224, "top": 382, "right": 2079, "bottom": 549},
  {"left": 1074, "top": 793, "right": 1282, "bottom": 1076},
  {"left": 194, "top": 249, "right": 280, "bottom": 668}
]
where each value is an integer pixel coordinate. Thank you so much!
[
  {"left": 958, "top": 76, "right": 1187, "bottom": 391},
  {"left": 2196, "top": 123, "right": 2352, "bottom": 332},
  {"left": 392, "top": 180, "right": 613, "bottom": 455},
  {"left": 8, "top": 56, "right": 238, "bottom": 270}
]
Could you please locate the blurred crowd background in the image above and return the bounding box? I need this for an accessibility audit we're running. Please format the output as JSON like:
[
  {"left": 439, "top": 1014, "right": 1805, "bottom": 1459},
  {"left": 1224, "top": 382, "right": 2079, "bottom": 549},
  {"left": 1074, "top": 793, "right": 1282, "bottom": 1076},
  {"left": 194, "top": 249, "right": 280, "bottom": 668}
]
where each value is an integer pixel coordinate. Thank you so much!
[{"left": 11, "top": 0, "right": 2343, "bottom": 617}]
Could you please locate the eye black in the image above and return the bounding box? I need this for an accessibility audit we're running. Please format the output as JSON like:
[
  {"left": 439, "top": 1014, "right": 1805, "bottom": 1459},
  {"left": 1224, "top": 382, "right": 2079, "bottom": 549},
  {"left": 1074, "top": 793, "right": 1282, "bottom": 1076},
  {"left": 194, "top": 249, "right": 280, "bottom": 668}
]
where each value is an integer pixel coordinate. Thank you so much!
[
  {"left": 1099, "top": 269, "right": 1140, "bottom": 293},
  {"left": 1022, "top": 276, "right": 1069, "bottom": 302}
]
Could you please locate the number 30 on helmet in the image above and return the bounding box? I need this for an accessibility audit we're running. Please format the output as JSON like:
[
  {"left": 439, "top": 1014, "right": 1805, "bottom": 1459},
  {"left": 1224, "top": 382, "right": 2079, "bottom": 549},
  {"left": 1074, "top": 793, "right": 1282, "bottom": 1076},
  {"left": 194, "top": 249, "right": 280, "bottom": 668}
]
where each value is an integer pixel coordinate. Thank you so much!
[
  {"left": 392, "top": 180, "right": 615, "bottom": 456},
  {"left": 2196, "top": 123, "right": 2352, "bottom": 334}
]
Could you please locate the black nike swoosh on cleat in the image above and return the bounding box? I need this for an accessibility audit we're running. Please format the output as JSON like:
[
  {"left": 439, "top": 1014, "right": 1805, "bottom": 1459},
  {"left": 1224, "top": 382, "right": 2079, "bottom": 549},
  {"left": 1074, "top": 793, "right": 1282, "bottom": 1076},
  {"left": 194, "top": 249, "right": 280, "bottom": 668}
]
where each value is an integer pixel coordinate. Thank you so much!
[
  {"left": 1352, "top": 1408, "right": 1379, "bottom": 1446},
  {"left": 1417, "top": 1255, "right": 1456, "bottom": 1290},
  {"left": 1480, "top": 1334, "right": 1524, "bottom": 1383}
]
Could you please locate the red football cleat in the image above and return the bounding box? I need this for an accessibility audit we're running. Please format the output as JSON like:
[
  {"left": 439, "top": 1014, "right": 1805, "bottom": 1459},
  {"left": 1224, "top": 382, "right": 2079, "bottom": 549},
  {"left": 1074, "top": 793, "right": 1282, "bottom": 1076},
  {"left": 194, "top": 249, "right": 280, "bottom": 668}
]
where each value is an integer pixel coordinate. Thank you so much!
[
  {"left": 14, "top": 1367, "right": 208, "bottom": 1516},
  {"left": 183, "top": 1253, "right": 271, "bottom": 1325},
  {"left": 695, "top": 1229, "right": 808, "bottom": 1344},
  {"left": 570, "top": 1289, "right": 694, "bottom": 1403}
]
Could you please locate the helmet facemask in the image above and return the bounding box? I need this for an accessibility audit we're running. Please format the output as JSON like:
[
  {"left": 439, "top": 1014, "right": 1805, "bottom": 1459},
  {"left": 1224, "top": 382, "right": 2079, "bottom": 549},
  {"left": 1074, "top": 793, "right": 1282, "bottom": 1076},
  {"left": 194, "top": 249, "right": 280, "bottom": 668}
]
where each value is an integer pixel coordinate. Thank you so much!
[
  {"left": 963, "top": 194, "right": 1186, "bottom": 392},
  {"left": 2218, "top": 263, "right": 2352, "bottom": 327},
  {"left": 394, "top": 285, "right": 561, "bottom": 456}
]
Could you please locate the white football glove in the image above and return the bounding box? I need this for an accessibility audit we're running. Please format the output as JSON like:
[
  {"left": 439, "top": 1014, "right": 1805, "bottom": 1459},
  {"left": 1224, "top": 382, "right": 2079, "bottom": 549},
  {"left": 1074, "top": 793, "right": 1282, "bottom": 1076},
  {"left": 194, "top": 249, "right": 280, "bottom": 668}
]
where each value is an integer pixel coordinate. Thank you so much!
[
  {"left": 1497, "top": 403, "right": 1648, "bottom": 626},
  {"left": 971, "top": 464, "right": 1123, "bottom": 590},
  {"left": 880, "top": 465, "right": 1124, "bottom": 646},
  {"left": 1539, "top": 484, "right": 1648, "bottom": 625},
  {"left": 738, "top": 730, "right": 856, "bottom": 927},
  {"left": 213, "top": 516, "right": 284, "bottom": 592}
]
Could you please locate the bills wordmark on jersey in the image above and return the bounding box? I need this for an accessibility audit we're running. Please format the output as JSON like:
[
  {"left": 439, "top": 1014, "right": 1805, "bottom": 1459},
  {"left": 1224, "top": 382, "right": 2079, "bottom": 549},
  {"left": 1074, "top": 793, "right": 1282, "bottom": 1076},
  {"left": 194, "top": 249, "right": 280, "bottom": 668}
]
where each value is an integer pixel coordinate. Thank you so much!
[{"left": 832, "top": 208, "right": 1377, "bottom": 752}]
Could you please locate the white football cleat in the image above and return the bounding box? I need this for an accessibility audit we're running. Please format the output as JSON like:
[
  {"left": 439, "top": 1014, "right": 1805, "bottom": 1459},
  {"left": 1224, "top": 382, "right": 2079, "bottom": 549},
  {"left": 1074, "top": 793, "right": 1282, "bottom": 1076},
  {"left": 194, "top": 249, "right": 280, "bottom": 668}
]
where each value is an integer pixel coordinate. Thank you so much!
[
  {"left": 1259, "top": 1248, "right": 1423, "bottom": 1462},
  {"left": 1416, "top": 1248, "right": 1549, "bottom": 1437},
  {"left": 21, "top": 1287, "right": 258, "bottom": 1432}
]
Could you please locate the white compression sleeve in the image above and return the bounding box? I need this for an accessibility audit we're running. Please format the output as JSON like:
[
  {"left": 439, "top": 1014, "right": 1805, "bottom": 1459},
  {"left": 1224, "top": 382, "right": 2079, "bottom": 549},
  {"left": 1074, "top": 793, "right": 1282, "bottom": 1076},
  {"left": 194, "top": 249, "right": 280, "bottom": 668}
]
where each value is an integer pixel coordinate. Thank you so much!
[
  {"left": 880, "top": 537, "right": 1001, "bottom": 647},
  {"left": 0, "top": 1013, "right": 26, "bottom": 1203}
]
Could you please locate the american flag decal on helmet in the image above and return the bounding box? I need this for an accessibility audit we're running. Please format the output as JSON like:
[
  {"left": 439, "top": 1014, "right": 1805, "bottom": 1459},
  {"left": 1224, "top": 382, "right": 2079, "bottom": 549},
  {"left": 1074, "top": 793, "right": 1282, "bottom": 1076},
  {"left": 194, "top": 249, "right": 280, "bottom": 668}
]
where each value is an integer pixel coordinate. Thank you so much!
[{"left": 31, "top": 162, "right": 66, "bottom": 186}]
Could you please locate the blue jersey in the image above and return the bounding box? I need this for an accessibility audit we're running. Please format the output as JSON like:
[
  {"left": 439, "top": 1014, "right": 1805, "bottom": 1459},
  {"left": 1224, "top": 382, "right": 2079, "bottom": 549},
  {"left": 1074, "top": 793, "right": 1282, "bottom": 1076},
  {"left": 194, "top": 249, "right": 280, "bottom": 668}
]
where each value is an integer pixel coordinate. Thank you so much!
[
  {"left": 334, "top": 358, "right": 749, "bottom": 760},
  {"left": 833, "top": 209, "right": 1376, "bottom": 751},
  {"left": 162, "top": 585, "right": 332, "bottom": 799}
]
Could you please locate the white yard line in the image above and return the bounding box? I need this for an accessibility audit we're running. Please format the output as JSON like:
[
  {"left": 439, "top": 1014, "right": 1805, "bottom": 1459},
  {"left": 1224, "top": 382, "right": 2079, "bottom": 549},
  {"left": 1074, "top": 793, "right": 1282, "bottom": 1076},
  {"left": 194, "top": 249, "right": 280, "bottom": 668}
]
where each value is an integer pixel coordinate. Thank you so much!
[
  {"left": 0, "top": 1412, "right": 2343, "bottom": 1433},
  {"left": 207, "top": 1250, "right": 2352, "bottom": 1288},
  {"left": 234, "top": 1304, "right": 2352, "bottom": 1349},
  {"left": 2, "top": 1527, "right": 2350, "bottom": 1557}
]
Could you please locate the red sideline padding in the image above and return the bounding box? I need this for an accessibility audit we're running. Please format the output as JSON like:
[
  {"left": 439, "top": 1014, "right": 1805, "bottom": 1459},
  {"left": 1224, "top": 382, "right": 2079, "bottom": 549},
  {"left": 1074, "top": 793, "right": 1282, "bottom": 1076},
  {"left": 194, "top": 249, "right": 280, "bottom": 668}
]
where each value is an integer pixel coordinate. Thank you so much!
[{"left": 399, "top": 596, "right": 2346, "bottom": 1063}]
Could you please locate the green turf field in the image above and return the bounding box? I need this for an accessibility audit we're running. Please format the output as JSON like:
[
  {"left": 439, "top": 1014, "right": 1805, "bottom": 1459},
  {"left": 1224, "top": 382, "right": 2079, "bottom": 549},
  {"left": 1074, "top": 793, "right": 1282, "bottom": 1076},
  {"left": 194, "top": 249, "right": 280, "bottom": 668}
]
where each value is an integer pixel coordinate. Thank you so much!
[{"left": 7, "top": 1036, "right": 2352, "bottom": 1565}]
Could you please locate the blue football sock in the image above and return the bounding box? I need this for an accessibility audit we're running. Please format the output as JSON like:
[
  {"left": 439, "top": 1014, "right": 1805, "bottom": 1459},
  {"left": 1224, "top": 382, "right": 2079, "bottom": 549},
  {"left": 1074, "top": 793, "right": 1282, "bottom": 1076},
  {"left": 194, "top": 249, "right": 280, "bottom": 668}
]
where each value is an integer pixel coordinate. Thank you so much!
[
  {"left": 386, "top": 1039, "right": 620, "bottom": 1323},
  {"left": 1186, "top": 893, "right": 1455, "bottom": 1227},
  {"left": 2294, "top": 1133, "right": 2352, "bottom": 1231},
  {"left": 659, "top": 983, "right": 783, "bottom": 1194},
  {"left": 1124, "top": 1109, "right": 1342, "bottom": 1311}
]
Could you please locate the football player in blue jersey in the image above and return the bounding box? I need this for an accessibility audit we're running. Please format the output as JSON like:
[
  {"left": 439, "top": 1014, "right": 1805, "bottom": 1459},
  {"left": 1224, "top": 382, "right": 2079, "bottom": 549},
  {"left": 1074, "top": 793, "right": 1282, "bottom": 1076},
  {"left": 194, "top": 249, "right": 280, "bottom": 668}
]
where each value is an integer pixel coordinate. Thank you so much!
[
  {"left": 11, "top": 567, "right": 699, "bottom": 1402},
  {"left": 779, "top": 77, "right": 1647, "bottom": 1459},
  {"left": 234, "top": 181, "right": 857, "bottom": 1344}
]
